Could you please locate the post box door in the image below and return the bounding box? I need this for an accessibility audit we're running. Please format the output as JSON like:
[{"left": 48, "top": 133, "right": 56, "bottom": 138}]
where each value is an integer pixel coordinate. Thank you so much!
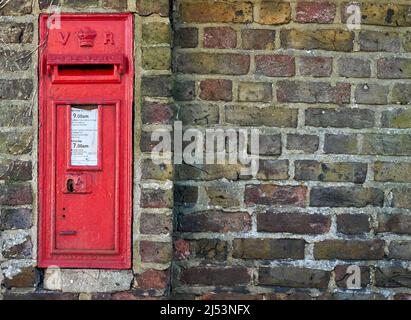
[{"left": 38, "top": 14, "right": 133, "bottom": 269}]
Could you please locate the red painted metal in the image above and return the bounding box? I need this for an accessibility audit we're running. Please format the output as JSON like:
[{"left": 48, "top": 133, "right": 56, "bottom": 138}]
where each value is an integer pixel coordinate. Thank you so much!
[{"left": 38, "top": 14, "right": 133, "bottom": 269}]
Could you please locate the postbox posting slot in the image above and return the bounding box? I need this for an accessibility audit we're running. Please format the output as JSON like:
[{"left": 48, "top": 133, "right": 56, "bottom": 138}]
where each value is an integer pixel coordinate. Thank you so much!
[{"left": 46, "top": 53, "right": 126, "bottom": 83}]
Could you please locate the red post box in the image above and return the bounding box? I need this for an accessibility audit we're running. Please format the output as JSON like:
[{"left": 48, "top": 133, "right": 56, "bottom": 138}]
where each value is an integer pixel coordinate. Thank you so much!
[{"left": 38, "top": 14, "right": 133, "bottom": 269}]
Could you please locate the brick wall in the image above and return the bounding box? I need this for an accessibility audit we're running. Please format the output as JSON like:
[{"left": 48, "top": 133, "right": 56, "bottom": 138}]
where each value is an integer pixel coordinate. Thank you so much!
[
  {"left": 172, "top": 0, "right": 411, "bottom": 300},
  {"left": 0, "top": 0, "right": 410, "bottom": 300},
  {"left": 0, "top": 0, "right": 174, "bottom": 300}
]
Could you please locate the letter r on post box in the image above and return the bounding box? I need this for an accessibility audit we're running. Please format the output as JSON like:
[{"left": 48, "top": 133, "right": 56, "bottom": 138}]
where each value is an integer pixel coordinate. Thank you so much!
[{"left": 38, "top": 14, "right": 133, "bottom": 269}]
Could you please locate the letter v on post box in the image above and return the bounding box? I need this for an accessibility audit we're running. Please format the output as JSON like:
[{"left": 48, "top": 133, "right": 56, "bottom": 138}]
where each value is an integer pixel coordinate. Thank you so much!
[{"left": 38, "top": 14, "right": 133, "bottom": 269}]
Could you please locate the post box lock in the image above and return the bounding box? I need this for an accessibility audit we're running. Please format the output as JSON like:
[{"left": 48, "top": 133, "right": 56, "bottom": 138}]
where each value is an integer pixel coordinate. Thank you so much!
[
  {"left": 39, "top": 14, "right": 133, "bottom": 269},
  {"left": 63, "top": 174, "right": 92, "bottom": 194}
]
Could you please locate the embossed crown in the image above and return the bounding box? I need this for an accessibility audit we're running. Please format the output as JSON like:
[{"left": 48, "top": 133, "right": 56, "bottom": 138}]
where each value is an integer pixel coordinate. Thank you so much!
[{"left": 77, "top": 27, "right": 97, "bottom": 47}]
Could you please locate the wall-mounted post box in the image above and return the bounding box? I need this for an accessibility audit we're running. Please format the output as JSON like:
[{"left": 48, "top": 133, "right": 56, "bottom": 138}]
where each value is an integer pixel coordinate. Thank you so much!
[{"left": 38, "top": 14, "right": 133, "bottom": 269}]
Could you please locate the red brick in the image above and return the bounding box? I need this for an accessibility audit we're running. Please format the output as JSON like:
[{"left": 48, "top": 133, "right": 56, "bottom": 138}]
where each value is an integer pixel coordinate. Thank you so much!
[
  {"left": 200, "top": 79, "right": 232, "bottom": 101},
  {"left": 256, "top": 55, "right": 295, "bottom": 77},
  {"left": 299, "top": 56, "right": 332, "bottom": 77},
  {"left": 204, "top": 27, "right": 237, "bottom": 49},
  {"left": 295, "top": 2, "right": 336, "bottom": 23},
  {"left": 257, "top": 212, "right": 331, "bottom": 234},
  {"left": 245, "top": 185, "right": 307, "bottom": 207},
  {"left": 140, "top": 241, "right": 172, "bottom": 263},
  {"left": 134, "top": 269, "right": 169, "bottom": 290}
]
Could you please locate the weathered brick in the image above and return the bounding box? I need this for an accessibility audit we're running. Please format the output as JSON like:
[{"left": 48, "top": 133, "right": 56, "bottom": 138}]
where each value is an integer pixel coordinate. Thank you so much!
[
  {"left": 377, "top": 214, "right": 411, "bottom": 235},
  {"left": 140, "top": 241, "right": 172, "bottom": 264},
  {"left": 238, "top": 82, "right": 272, "bottom": 102},
  {"left": 256, "top": 134, "right": 282, "bottom": 156},
  {"left": 394, "top": 294, "right": 411, "bottom": 301},
  {"left": 286, "top": 134, "right": 319, "bottom": 153},
  {"left": 337, "top": 214, "right": 371, "bottom": 235},
  {"left": 100, "top": 0, "right": 127, "bottom": 9},
  {"left": 314, "top": 240, "right": 385, "bottom": 260},
  {"left": 175, "top": 27, "right": 198, "bottom": 48},
  {"left": 310, "top": 187, "right": 384, "bottom": 208},
  {"left": 140, "top": 188, "right": 173, "bottom": 208},
  {"left": 245, "top": 185, "right": 307, "bottom": 207},
  {"left": 3, "top": 267, "right": 36, "bottom": 289},
  {"left": 204, "top": 27, "right": 237, "bottom": 49},
  {"left": 141, "top": 159, "right": 172, "bottom": 180},
  {"left": 295, "top": 2, "right": 336, "bottom": 23},
  {"left": 3, "top": 237, "right": 32, "bottom": 259},
  {"left": 180, "top": 1, "right": 252, "bottom": 23},
  {"left": 233, "top": 238, "right": 306, "bottom": 260},
  {"left": 180, "top": 267, "right": 251, "bottom": 286},
  {"left": 257, "top": 212, "right": 331, "bottom": 234},
  {"left": 403, "top": 32, "right": 411, "bottom": 52},
  {"left": 355, "top": 84, "right": 389, "bottom": 105},
  {"left": 359, "top": 31, "right": 401, "bottom": 52},
  {"left": 206, "top": 184, "right": 241, "bottom": 208},
  {"left": 388, "top": 241, "right": 411, "bottom": 260},
  {"left": 299, "top": 56, "right": 332, "bottom": 77},
  {"left": 295, "top": 161, "right": 367, "bottom": 183},
  {"left": 178, "top": 211, "right": 251, "bottom": 233},
  {"left": 324, "top": 134, "right": 357, "bottom": 154},
  {"left": 175, "top": 163, "right": 242, "bottom": 181},
  {"left": 281, "top": 29, "right": 354, "bottom": 52},
  {"left": 39, "top": 0, "right": 62, "bottom": 9},
  {"left": 0, "top": 208, "right": 32, "bottom": 230},
  {"left": 0, "top": 159, "right": 32, "bottom": 181},
  {"left": 256, "top": 160, "right": 289, "bottom": 180},
  {"left": 0, "top": 79, "right": 33, "bottom": 100},
  {"left": 361, "top": 134, "right": 411, "bottom": 156},
  {"left": 142, "top": 47, "right": 171, "bottom": 70},
  {"left": 174, "top": 185, "right": 198, "bottom": 208},
  {"left": 0, "top": 105, "right": 31, "bottom": 127},
  {"left": 0, "top": 50, "right": 31, "bottom": 72},
  {"left": 142, "top": 101, "right": 175, "bottom": 124},
  {"left": 382, "top": 109, "right": 411, "bottom": 128},
  {"left": 225, "top": 106, "right": 297, "bottom": 127},
  {"left": 137, "top": 0, "right": 169, "bottom": 16},
  {"left": 173, "top": 80, "right": 195, "bottom": 101},
  {"left": 200, "top": 80, "right": 232, "bottom": 101},
  {"left": 134, "top": 269, "right": 169, "bottom": 291},
  {"left": 374, "top": 162, "right": 411, "bottom": 182},
  {"left": 241, "top": 29, "right": 275, "bottom": 50},
  {"left": 141, "top": 75, "right": 172, "bottom": 97},
  {"left": 391, "top": 188, "right": 411, "bottom": 209},
  {"left": 0, "top": 0, "right": 31, "bottom": 15},
  {"left": 189, "top": 239, "right": 228, "bottom": 260},
  {"left": 305, "top": 108, "right": 374, "bottom": 129},
  {"left": 259, "top": 266, "right": 330, "bottom": 289},
  {"left": 177, "top": 103, "right": 219, "bottom": 125},
  {"left": 142, "top": 22, "right": 170, "bottom": 45},
  {"left": 0, "top": 22, "right": 33, "bottom": 43},
  {"left": 375, "top": 268, "right": 411, "bottom": 288},
  {"left": 255, "top": 55, "right": 295, "bottom": 77},
  {"left": 0, "top": 183, "right": 32, "bottom": 205},
  {"left": 140, "top": 213, "right": 172, "bottom": 235},
  {"left": 277, "top": 81, "right": 350, "bottom": 104},
  {"left": 338, "top": 58, "right": 371, "bottom": 78},
  {"left": 378, "top": 58, "right": 411, "bottom": 79},
  {"left": 391, "top": 83, "right": 411, "bottom": 105},
  {"left": 176, "top": 53, "right": 250, "bottom": 75},
  {"left": 335, "top": 265, "right": 370, "bottom": 289},
  {"left": 256, "top": 1, "right": 291, "bottom": 25},
  {"left": 342, "top": 3, "right": 411, "bottom": 27}
]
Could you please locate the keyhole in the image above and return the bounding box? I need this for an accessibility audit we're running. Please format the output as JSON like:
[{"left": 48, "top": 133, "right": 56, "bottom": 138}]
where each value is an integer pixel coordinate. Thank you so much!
[{"left": 67, "top": 179, "right": 74, "bottom": 193}]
